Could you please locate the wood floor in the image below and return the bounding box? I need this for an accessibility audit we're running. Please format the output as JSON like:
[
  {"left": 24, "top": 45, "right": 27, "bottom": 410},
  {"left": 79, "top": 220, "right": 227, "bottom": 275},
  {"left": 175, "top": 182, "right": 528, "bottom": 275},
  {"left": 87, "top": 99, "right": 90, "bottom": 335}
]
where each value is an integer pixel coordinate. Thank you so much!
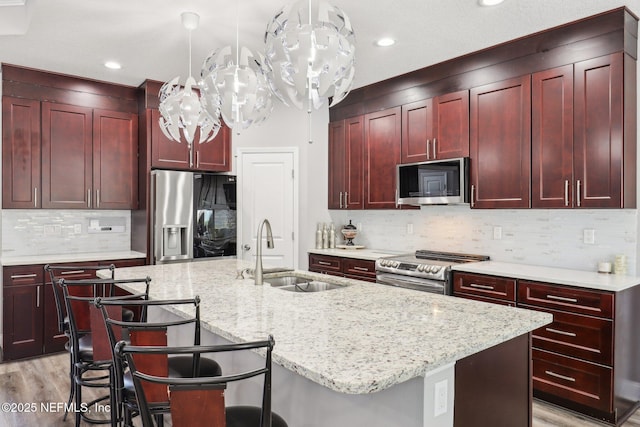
[{"left": 1, "top": 352, "right": 640, "bottom": 426}]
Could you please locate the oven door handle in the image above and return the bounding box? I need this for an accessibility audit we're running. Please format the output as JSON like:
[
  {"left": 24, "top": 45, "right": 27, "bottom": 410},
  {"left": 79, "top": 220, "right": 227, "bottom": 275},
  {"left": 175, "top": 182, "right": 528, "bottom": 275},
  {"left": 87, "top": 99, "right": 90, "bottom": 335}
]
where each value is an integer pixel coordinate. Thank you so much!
[{"left": 376, "top": 273, "right": 445, "bottom": 293}]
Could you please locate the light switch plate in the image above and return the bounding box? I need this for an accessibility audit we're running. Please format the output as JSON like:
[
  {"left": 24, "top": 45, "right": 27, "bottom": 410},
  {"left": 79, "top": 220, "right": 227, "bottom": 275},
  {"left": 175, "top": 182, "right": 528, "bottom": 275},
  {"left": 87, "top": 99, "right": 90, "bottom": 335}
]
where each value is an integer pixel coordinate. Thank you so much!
[{"left": 583, "top": 229, "right": 595, "bottom": 244}]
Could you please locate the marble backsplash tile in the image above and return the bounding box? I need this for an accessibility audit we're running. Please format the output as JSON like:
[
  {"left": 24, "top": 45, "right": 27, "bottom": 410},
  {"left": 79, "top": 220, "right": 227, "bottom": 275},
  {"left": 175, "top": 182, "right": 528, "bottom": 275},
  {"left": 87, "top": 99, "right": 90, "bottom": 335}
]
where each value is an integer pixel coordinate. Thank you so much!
[
  {"left": 1, "top": 210, "right": 131, "bottom": 258},
  {"left": 330, "top": 207, "right": 639, "bottom": 275}
]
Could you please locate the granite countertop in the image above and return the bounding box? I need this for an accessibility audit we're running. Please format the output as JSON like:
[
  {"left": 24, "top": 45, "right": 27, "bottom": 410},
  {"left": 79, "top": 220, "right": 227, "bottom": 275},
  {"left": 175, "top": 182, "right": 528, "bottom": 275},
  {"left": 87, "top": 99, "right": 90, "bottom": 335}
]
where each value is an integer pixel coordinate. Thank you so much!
[
  {"left": 308, "top": 248, "right": 409, "bottom": 261},
  {"left": 105, "top": 258, "right": 551, "bottom": 395},
  {"left": 452, "top": 261, "right": 640, "bottom": 292},
  {"left": 0, "top": 250, "right": 147, "bottom": 266}
]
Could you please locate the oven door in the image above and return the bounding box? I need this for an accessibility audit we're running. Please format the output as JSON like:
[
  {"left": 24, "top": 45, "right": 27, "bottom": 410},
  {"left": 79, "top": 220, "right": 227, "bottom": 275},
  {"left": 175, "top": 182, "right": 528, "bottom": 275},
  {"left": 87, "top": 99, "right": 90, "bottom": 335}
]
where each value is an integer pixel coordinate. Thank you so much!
[{"left": 376, "top": 272, "right": 447, "bottom": 294}]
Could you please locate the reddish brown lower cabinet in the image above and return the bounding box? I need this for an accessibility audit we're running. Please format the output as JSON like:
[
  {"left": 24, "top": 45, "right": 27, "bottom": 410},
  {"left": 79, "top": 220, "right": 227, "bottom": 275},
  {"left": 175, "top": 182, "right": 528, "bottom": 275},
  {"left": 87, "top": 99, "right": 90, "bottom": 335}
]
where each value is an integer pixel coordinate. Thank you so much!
[
  {"left": 309, "top": 254, "right": 376, "bottom": 283},
  {"left": 453, "top": 270, "right": 640, "bottom": 425}
]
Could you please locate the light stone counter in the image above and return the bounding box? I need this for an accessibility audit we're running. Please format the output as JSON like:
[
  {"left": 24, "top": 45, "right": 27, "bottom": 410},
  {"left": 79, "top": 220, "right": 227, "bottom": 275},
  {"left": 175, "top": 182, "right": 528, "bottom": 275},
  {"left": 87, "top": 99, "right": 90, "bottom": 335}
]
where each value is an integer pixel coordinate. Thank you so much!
[
  {"left": 307, "top": 247, "right": 408, "bottom": 261},
  {"left": 1, "top": 250, "right": 146, "bottom": 266},
  {"left": 106, "top": 258, "right": 551, "bottom": 395},
  {"left": 452, "top": 261, "right": 640, "bottom": 292}
]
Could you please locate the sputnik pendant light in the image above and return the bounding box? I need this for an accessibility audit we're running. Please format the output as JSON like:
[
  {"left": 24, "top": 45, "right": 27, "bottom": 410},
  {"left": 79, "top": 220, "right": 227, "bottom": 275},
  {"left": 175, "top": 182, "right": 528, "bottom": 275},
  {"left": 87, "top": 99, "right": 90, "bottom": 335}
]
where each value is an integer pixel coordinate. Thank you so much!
[
  {"left": 264, "top": 0, "right": 356, "bottom": 113},
  {"left": 201, "top": 5, "right": 273, "bottom": 134},
  {"left": 158, "top": 12, "right": 221, "bottom": 154}
]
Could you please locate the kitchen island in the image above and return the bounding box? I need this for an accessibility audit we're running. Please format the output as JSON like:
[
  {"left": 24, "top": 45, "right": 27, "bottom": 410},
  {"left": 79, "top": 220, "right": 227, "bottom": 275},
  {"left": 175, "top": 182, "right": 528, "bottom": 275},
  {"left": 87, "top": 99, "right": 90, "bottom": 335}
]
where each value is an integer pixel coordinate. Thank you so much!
[{"left": 104, "top": 259, "right": 551, "bottom": 427}]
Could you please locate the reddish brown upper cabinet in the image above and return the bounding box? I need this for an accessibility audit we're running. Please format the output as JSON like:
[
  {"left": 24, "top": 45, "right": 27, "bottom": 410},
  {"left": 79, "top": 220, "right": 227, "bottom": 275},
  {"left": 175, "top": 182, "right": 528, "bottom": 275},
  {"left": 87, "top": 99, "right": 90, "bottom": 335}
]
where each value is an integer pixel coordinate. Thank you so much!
[
  {"left": 40, "top": 103, "right": 138, "bottom": 209},
  {"left": 532, "top": 65, "right": 575, "bottom": 208},
  {"left": 328, "top": 116, "right": 364, "bottom": 209},
  {"left": 470, "top": 75, "right": 532, "bottom": 208},
  {"left": 364, "top": 107, "right": 401, "bottom": 209},
  {"left": 574, "top": 53, "right": 629, "bottom": 208},
  {"left": 401, "top": 90, "right": 469, "bottom": 164},
  {"left": 2, "top": 97, "right": 41, "bottom": 209},
  {"left": 150, "top": 108, "right": 231, "bottom": 172}
]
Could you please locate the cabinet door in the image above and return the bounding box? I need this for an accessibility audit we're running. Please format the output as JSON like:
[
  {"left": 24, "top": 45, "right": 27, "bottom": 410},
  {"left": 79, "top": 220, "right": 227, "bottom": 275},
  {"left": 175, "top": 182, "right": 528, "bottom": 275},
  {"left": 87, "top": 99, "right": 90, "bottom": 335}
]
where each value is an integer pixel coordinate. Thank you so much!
[
  {"left": 328, "top": 120, "right": 346, "bottom": 209},
  {"left": 150, "top": 108, "right": 190, "bottom": 170},
  {"left": 434, "top": 90, "right": 469, "bottom": 159},
  {"left": 2, "top": 97, "right": 41, "bottom": 209},
  {"left": 345, "top": 116, "right": 364, "bottom": 209},
  {"left": 194, "top": 124, "right": 231, "bottom": 172},
  {"left": 364, "top": 107, "right": 401, "bottom": 209},
  {"left": 574, "top": 53, "right": 624, "bottom": 208},
  {"left": 470, "top": 75, "right": 531, "bottom": 208},
  {"left": 41, "top": 102, "right": 93, "bottom": 209},
  {"left": 3, "top": 284, "right": 44, "bottom": 360},
  {"left": 532, "top": 65, "right": 574, "bottom": 208},
  {"left": 93, "top": 109, "right": 138, "bottom": 209},
  {"left": 401, "top": 98, "right": 434, "bottom": 163}
]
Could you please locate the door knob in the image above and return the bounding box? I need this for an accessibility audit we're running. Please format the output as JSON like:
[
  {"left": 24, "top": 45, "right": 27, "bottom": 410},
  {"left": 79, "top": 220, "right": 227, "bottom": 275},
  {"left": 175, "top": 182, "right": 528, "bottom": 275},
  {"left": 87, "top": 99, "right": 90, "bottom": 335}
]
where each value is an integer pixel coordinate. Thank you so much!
[{"left": 243, "top": 244, "right": 251, "bottom": 251}]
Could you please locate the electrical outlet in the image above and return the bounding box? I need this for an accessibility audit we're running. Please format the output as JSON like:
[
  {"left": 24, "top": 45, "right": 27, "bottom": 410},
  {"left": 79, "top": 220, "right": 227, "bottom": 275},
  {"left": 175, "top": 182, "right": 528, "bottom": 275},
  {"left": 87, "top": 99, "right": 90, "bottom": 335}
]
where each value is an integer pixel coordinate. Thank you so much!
[
  {"left": 493, "top": 226, "right": 502, "bottom": 240},
  {"left": 407, "top": 223, "right": 414, "bottom": 235},
  {"left": 583, "top": 229, "right": 595, "bottom": 244},
  {"left": 357, "top": 222, "right": 362, "bottom": 231},
  {"left": 434, "top": 379, "right": 448, "bottom": 416},
  {"left": 74, "top": 224, "right": 82, "bottom": 234}
]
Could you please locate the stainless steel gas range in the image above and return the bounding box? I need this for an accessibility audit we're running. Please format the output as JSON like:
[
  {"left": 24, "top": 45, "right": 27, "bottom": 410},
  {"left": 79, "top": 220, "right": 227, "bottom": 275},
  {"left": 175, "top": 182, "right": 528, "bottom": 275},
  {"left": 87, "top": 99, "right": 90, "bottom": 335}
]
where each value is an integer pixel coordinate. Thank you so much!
[{"left": 375, "top": 250, "right": 489, "bottom": 294}]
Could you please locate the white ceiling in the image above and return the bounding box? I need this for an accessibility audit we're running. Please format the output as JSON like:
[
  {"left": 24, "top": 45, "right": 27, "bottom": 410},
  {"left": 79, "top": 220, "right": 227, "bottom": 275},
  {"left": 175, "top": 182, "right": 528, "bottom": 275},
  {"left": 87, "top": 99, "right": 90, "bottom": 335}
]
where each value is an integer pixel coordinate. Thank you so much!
[{"left": 0, "top": 0, "right": 639, "bottom": 91}]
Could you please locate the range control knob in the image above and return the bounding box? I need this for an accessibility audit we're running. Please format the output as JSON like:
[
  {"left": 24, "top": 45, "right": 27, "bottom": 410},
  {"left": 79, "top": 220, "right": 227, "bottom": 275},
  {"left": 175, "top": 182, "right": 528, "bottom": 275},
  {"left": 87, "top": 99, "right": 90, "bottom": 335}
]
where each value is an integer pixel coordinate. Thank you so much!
[{"left": 431, "top": 266, "right": 441, "bottom": 273}]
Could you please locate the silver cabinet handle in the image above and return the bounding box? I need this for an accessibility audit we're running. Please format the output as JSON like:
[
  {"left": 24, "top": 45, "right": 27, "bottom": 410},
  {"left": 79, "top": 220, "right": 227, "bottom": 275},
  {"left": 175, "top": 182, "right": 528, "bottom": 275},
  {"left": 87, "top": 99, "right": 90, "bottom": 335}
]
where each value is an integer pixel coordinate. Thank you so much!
[
  {"left": 195, "top": 150, "right": 199, "bottom": 168},
  {"left": 426, "top": 139, "right": 431, "bottom": 160},
  {"left": 34, "top": 187, "right": 38, "bottom": 208},
  {"left": 564, "top": 180, "right": 569, "bottom": 207},
  {"left": 470, "top": 184, "right": 475, "bottom": 208},
  {"left": 339, "top": 192, "right": 343, "bottom": 209},
  {"left": 36, "top": 286, "right": 41, "bottom": 308},
  {"left": 11, "top": 273, "right": 37, "bottom": 279},
  {"left": 87, "top": 189, "right": 91, "bottom": 208},
  {"left": 96, "top": 189, "right": 100, "bottom": 208},
  {"left": 353, "top": 266, "right": 369, "bottom": 272},
  {"left": 545, "top": 327, "right": 577, "bottom": 337},
  {"left": 545, "top": 370, "right": 576, "bottom": 382},
  {"left": 546, "top": 294, "right": 578, "bottom": 303},
  {"left": 60, "top": 270, "right": 86, "bottom": 275},
  {"left": 432, "top": 138, "right": 437, "bottom": 159},
  {"left": 344, "top": 192, "right": 348, "bottom": 208},
  {"left": 469, "top": 283, "right": 494, "bottom": 290},
  {"left": 395, "top": 189, "right": 398, "bottom": 209},
  {"left": 318, "top": 261, "right": 332, "bottom": 266},
  {"left": 576, "top": 180, "right": 581, "bottom": 207}
]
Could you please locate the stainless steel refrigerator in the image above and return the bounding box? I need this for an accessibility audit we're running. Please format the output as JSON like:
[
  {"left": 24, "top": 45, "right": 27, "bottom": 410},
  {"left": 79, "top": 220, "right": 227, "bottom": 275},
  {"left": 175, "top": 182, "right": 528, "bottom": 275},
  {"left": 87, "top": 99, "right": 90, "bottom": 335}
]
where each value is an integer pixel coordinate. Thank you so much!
[{"left": 151, "top": 170, "right": 236, "bottom": 264}]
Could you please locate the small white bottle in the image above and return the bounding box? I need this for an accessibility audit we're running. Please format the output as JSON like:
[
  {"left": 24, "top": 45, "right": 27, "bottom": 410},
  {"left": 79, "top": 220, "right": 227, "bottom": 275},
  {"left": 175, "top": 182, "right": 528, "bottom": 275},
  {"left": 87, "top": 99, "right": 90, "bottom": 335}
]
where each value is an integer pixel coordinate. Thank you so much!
[
  {"left": 322, "top": 223, "right": 328, "bottom": 249},
  {"left": 329, "top": 223, "right": 336, "bottom": 249},
  {"left": 315, "top": 223, "right": 323, "bottom": 249}
]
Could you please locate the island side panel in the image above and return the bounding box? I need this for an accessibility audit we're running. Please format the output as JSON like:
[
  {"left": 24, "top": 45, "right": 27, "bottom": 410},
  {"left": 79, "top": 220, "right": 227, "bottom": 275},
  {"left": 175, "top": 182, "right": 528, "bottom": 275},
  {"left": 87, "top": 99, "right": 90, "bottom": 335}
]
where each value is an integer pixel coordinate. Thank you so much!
[{"left": 454, "top": 333, "right": 531, "bottom": 427}]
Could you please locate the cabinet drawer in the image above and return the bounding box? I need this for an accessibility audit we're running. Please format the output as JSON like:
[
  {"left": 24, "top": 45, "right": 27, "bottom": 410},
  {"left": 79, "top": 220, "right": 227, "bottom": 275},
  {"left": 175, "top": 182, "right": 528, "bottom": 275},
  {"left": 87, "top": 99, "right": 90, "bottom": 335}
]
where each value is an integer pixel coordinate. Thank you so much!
[
  {"left": 518, "top": 280, "right": 613, "bottom": 318},
  {"left": 524, "top": 305, "right": 613, "bottom": 365},
  {"left": 454, "top": 292, "right": 516, "bottom": 307},
  {"left": 532, "top": 348, "right": 612, "bottom": 413},
  {"left": 343, "top": 258, "right": 376, "bottom": 279},
  {"left": 453, "top": 272, "right": 516, "bottom": 302},
  {"left": 309, "top": 254, "right": 342, "bottom": 274},
  {"left": 3, "top": 265, "right": 44, "bottom": 286},
  {"left": 44, "top": 262, "right": 100, "bottom": 283}
]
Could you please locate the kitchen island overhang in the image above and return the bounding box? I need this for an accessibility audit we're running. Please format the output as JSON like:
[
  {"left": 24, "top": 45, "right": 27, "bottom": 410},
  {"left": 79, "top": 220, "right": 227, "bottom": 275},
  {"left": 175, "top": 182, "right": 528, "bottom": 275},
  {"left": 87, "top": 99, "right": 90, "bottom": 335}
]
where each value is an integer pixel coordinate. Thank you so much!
[{"left": 100, "top": 259, "right": 551, "bottom": 426}]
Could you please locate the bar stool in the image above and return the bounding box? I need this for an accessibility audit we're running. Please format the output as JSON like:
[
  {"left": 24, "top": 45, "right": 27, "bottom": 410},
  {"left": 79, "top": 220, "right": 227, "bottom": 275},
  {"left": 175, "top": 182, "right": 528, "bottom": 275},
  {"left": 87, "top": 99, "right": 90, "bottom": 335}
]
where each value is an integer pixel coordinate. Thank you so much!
[
  {"left": 115, "top": 335, "right": 288, "bottom": 427},
  {"left": 95, "top": 296, "right": 223, "bottom": 427},
  {"left": 59, "top": 277, "right": 151, "bottom": 427}
]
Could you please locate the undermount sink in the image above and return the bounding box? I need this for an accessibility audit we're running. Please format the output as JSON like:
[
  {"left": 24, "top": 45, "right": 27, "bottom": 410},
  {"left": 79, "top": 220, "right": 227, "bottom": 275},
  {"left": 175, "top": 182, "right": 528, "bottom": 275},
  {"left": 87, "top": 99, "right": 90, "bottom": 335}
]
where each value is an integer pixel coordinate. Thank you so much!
[{"left": 265, "top": 275, "right": 348, "bottom": 292}]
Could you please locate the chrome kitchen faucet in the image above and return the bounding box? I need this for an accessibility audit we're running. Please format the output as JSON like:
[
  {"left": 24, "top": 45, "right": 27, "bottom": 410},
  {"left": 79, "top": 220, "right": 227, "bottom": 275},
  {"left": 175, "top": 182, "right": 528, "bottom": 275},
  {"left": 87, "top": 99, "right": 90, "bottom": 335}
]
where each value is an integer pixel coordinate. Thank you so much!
[{"left": 254, "top": 218, "right": 274, "bottom": 285}]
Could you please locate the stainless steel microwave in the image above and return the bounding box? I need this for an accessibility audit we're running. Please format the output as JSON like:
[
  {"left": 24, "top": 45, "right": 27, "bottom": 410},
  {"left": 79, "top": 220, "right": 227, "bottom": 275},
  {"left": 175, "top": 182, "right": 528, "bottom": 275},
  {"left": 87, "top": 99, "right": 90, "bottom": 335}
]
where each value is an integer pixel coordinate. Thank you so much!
[{"left": 397, "top": 157, "right": 470, "bottom": 205}]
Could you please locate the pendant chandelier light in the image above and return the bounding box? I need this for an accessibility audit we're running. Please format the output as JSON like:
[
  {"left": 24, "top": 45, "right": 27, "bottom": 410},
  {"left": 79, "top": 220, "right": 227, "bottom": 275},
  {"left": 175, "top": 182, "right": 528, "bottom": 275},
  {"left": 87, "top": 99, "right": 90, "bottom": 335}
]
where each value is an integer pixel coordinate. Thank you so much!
[
  {"left": 158, "top": 12, "right": 221, "bottom": 147},
  {"left": 200, "top": 12, "right": 273, "bottom": 135},
  {"left": 264, "top": 0, "right": 356, "bottom": 113}
]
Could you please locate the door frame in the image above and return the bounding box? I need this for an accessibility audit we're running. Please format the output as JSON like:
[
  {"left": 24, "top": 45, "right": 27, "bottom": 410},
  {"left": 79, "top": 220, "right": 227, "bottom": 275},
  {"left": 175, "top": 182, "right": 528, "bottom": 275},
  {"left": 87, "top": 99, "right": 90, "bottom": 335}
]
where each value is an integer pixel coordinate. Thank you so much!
[{"left": 236, "top": 147, "right": 300, "bottom": 269}]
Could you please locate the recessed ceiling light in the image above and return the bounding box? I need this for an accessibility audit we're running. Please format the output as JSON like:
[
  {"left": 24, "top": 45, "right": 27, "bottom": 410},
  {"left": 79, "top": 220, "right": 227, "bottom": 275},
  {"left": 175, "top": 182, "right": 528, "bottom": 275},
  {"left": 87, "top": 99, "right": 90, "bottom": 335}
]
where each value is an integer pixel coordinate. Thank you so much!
[
  {"left": 104, "top": 61, "right": 122, "bottom": 70},
  {"left": 478, "top": 0, "right": 504, "bottom": 5},
  {"left": 376, "top": 38, "right": 395, "bottom": 47}
]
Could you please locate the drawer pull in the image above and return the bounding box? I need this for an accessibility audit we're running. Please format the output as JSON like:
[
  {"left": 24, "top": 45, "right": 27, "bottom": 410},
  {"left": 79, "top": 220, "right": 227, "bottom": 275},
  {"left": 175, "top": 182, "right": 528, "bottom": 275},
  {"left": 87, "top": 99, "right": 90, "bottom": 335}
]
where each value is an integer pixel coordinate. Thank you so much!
[
  {"left": 353, "top": 266, "right": 369, "bottom": 272},
  {"left": 469, "top": 283, "right": 494, "bottom": 290},
  {"left": 546, "top": 294, "right": 578, "bottom": 303},
  {"left": 545, "top": 370, "right": 576, "bottom": 382},
  {"left": 10, "top": 273, "right": 37, "bottom": 279},
  {"left": 545, "top": 327, "right": 577, "bottom": 337},
  {"left": 60, "top": 270, "right": 86, "bottom": 275},
  {"left": 318, "top": 261, "right": 332, "bottom": 266}
]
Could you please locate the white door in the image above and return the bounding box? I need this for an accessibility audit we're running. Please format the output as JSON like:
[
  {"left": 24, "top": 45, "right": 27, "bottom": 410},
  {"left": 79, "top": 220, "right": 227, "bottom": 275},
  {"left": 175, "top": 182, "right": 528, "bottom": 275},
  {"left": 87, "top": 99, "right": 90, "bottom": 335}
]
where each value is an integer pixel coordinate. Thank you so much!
[{"left": 237, "top": 148, "right": 298, "bottom": 269}]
